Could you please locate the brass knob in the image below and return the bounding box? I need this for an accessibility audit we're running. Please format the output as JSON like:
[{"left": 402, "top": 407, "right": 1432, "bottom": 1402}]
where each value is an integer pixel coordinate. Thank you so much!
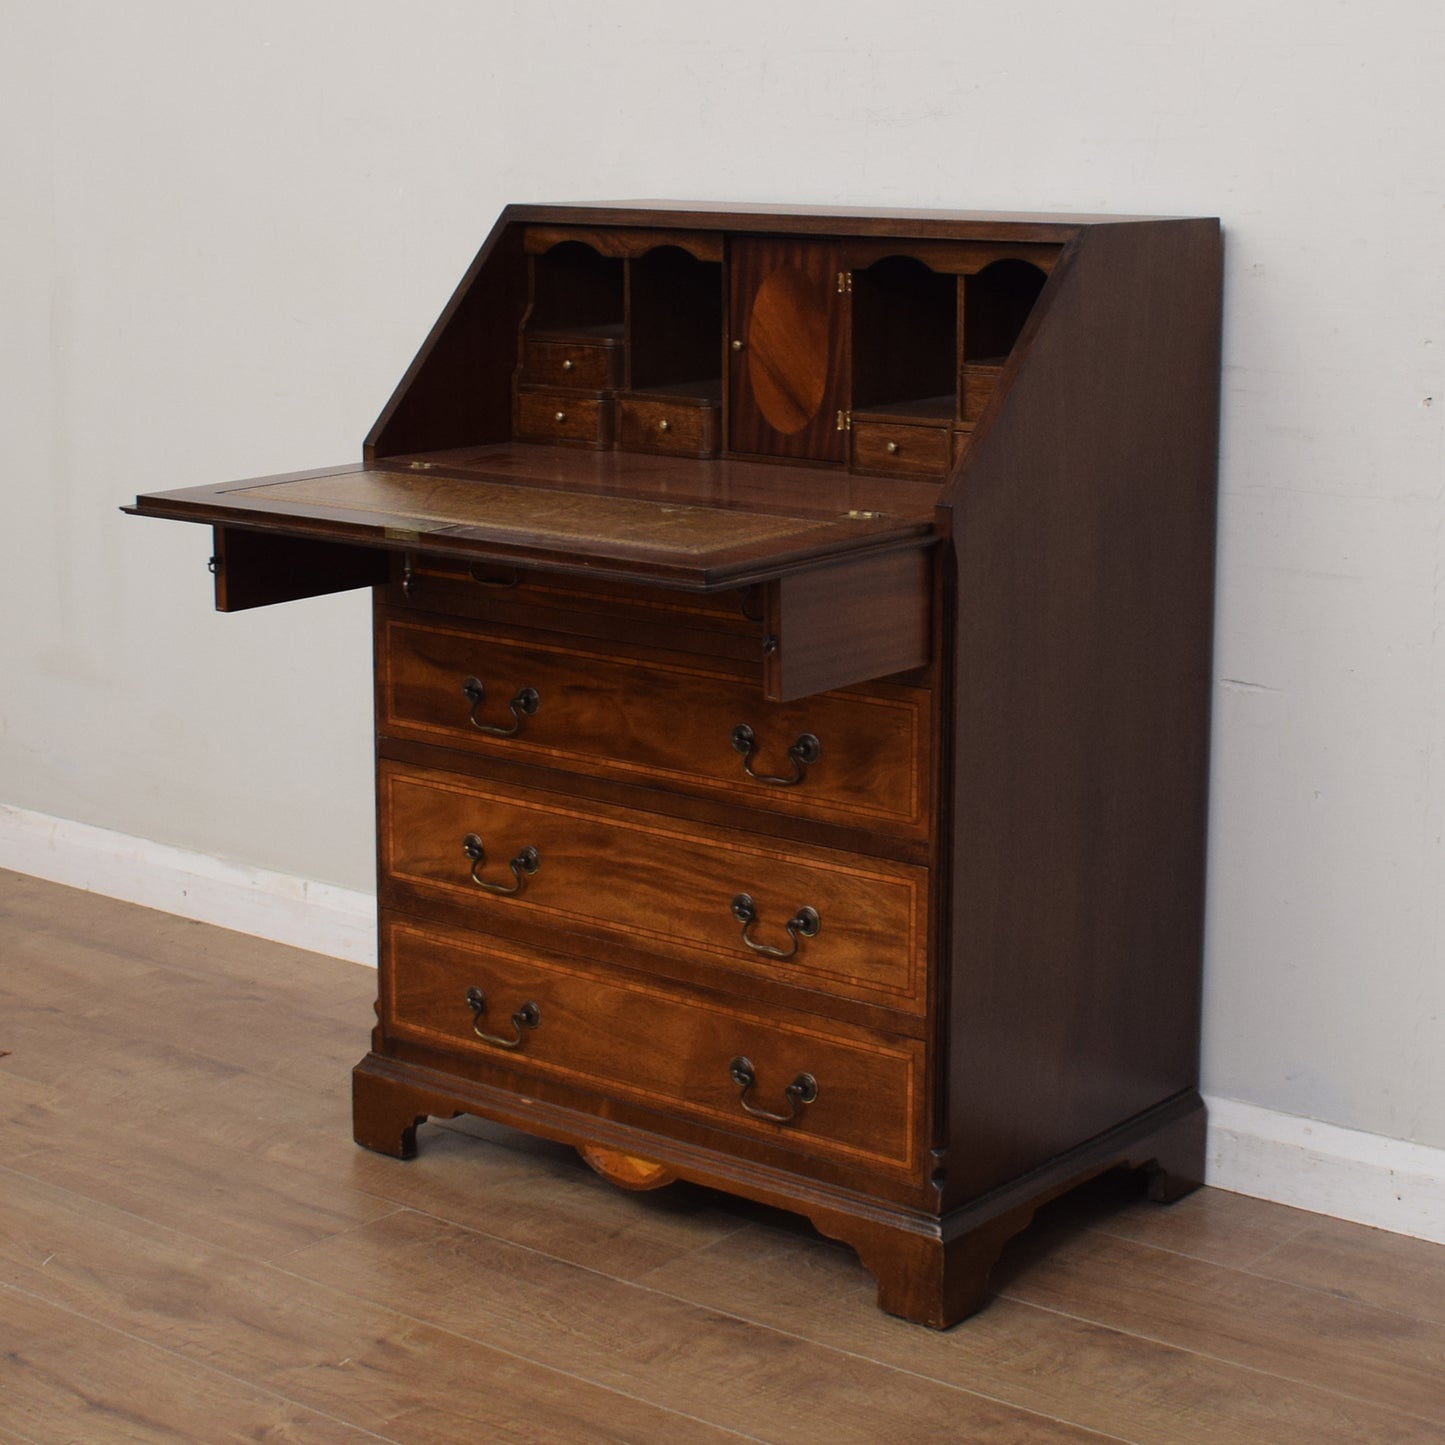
[
  {"left": 561, "top": 358, "right": 574, "bottom": 372},
  {"left": 554, "top": 411, "right": 567, "bottom": 423},
  {"left": 658, "top": 419, "right": 671, "bottom": 433},
  {"left": 886, "top": 441, "right": 900, "bottom": 454},
  {"left": 731, "top": 338, "right": 743, "bottom": 352}
]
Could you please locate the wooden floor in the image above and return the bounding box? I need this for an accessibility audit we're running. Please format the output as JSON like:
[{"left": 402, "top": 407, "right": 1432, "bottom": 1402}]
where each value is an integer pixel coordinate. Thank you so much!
[{"left": 2, "top": 869, "right": 1443, "bottom": 1443}]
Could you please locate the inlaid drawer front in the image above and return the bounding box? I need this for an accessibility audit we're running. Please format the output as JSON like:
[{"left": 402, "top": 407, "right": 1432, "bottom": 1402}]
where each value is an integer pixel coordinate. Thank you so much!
[
  {"left": 514, "top": 389, "right": 614, "bottom": 446},
  {"left": 380, "top": 764, "right": 928, "bottom": 1012},
  {"left": 851, "top": 421, "right": 951, "bottom": 478},
  {"left": 385, "top": 565, "right": 764, "bottom": 658},
  {"left": 382, "top": 915, "right": 922, "bottom": 1171},
  {"left": 399, "top": 563, "right": 762, "bottom": 627},
  {"left": 379, "top": 618, "right": 930, "bottom": 836},
  {"left": 617, "top": 395, "right": 720, "bottom": 457},
  {"left": 520, "top": 339, "right": 622, "bottom": 391}
]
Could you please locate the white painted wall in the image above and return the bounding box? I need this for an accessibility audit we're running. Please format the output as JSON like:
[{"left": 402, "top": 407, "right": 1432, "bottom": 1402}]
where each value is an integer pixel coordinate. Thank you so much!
[{"left": 3, "top": 2, "right": 1442, "bottom": 1154}]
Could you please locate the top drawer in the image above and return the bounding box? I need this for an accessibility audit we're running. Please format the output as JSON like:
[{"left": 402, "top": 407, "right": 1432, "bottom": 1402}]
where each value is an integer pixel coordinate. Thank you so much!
[
  {"left": 378, "top": 614, "right": 932, "bottom": 840},
  {"left": 387, "top": 559, "right": 765, "bottom": 660},
  {"left": 519, "top": 337, "right": 623, "bottom": 391}
]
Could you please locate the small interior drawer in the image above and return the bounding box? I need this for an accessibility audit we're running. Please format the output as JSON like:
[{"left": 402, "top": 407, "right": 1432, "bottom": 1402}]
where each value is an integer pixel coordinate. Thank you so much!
[
  {"left": 520, "top": 337, "right": 623, "bottom": 391},
  {"left": 617, "top": 393, "right": 720, "bottom": 457},
  {"left": 514, "top": 389, "right": 614, "bottom": 447},
  {"left": 851, "top": 421, "right": 951, "bottom": 479},
  {"left": 381, "top": 913, "right": 923, "bottom": 1172}
]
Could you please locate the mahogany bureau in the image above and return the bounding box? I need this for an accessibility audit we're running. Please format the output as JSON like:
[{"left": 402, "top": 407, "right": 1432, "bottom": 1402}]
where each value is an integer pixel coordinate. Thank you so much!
[{"left": 128, "top": 202, "right": 1221, "bottom": 1327}]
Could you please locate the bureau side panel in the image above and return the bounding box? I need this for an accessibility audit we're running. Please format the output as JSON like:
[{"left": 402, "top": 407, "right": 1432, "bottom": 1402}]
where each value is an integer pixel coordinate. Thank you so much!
[{"left": 937, "top": 219, "right": 1221, "bottom": 1203}]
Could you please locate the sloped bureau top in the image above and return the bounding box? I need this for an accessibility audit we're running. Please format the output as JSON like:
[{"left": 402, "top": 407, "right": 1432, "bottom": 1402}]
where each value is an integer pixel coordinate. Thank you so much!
[
  {"left": 129, "top": 201, "right": 1152, "bottom": 693},
  {"left": 127, "top": 204, "right": 1220, "bottom": 701},
  {"left": 128, "top": 200, "right": 1059, "bottom": 591}
]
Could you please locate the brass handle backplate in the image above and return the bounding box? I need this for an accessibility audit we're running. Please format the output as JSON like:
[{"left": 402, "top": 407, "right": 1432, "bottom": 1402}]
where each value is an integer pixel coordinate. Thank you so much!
[
  {"left": 462, "top": 677, "right": 540, "bottom": 737},
  {"left": 727, "top": 1056, "right": 817, "bottom": 1123},
  {"left": 730, "top": 893, "right": 820, "bottom": 960},
  {"left": 464, "top": 985, "right": 540, "bottom": 1049},
  {"left": 462, "top": 833, "right": 540, "bottom": 895},
  {"left": 731, "top": 724, "right": 820, "bottom": 787}
]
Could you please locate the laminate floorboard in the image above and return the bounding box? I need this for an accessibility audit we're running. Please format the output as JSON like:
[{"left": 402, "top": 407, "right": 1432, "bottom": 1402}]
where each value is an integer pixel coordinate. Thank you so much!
[
  {"left": 0, "top": 1171, "right": 743, "bottom": 1445},
  {"left": 0, "top": 1285, "right": 389, "bottom": 1443},
  {"left": 3, "top": 868, "right": 1444, "bottom": 1443},
  {"left": 1245, "top": 1215, "right": 1445, "bottom": 1327},
  {"left": 636, "top": 1219, "right": 1445, "bottom": 1445},
  {"left": 278, "top": 1208, "right": 1115, "bottom": 1444},
  {"left": 999, "top": 1222, "right": 1445, "bottom": 1423}
]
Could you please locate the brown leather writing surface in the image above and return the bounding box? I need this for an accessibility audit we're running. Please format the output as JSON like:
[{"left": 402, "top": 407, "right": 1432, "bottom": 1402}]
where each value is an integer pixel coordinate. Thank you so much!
[{"left": 131, "top": 454, "right": 934, "bottom": 590}]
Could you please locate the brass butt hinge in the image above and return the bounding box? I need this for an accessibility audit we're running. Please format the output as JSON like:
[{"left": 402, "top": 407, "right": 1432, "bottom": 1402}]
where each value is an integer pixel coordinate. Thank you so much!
[
  {"left": 835, "top": 409, "right": 851, "bottom": 432},
  {"left": 835, "top": 271, "right": 852, "bottom": 294}
]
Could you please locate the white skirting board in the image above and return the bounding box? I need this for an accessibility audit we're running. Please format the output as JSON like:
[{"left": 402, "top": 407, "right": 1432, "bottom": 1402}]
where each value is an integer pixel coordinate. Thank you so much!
[
  {"left": 3, "top": 802, "right": 1442, "bottom": 1244},
  {"left": 1203, "top": 1095, "right": 1445, "bottom": 1245},
  {"left": 0, "top": 802, "right": 376, "bottom": 966}
]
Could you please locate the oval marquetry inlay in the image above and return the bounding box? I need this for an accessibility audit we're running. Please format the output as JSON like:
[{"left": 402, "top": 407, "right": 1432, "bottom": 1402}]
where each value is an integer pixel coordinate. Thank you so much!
[
  {"left": 579, "top": 1144, "right": 678, "bottom": 1191},
  {"left": 747, "top": 265, "right": 830, "bottom": 435}
]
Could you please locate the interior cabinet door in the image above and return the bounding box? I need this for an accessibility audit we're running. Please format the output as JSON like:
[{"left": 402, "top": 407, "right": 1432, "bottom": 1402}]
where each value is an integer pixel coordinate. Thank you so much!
[{"left": 728, "top": 239, "right": 847, "bottom": 463}]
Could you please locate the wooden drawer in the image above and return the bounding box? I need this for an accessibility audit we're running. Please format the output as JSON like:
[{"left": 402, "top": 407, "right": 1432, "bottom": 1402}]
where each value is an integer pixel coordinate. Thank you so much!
[
  {"left": 381, "top": 567, "right": 764, "bottom": 661},
  {"left": 378, "top": 615, "right": 931, "bottom": 838},
  {"left": 617, "top": 394, "right": 720, "bottom": 457},
  {"left": 514, "top": 388, "right": 614, "bottom": 447},
  {"left": 851, "top": 421, "right": 951, "bottom": 479},
  {"left": 520, "top": 338, "right": 622, "bottom": 391},
  {"left": 381, "top": 913, "right": 923, "bottom": 1172},
  {"left": 392, "top": 560, "right": 761, "bottom": 628},
  {"left": 380, "top": 762, "right": 928, "bottom": 1013}
]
